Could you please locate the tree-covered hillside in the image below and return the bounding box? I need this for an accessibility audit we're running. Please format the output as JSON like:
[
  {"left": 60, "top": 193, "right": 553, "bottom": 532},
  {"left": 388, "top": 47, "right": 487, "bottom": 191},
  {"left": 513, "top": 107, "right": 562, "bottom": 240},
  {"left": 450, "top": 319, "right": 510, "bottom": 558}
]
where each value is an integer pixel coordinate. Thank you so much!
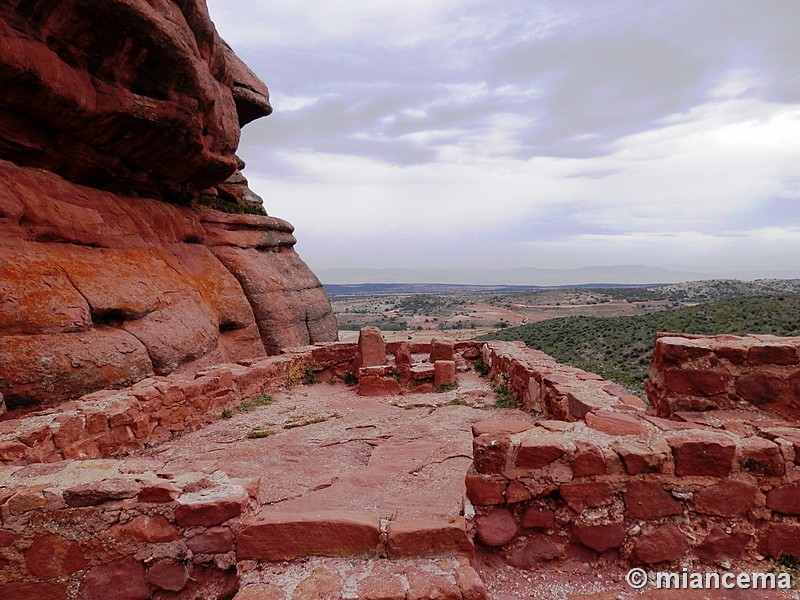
[{"left": 477, "top": 295, "right": 800, "bottom": 396}]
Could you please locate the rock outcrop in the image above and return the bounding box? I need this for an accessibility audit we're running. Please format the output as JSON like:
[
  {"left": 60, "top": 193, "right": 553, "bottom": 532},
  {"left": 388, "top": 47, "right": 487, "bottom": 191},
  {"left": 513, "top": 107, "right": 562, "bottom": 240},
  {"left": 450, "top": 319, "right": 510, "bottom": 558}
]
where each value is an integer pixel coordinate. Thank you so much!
[{"left": 0, "top": 1, "right": 337, "bottom": 410}]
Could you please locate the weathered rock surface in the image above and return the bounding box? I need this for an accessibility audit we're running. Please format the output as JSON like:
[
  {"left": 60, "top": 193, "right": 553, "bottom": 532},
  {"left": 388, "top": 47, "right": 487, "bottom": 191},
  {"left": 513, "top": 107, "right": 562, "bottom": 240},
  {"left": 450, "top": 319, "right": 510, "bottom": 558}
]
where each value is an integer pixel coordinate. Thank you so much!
[
  {"left": 0, "top": 0, "right": 270, "bottom": 200},
  {"left": 0, "top": 2, "right": 337, "bottom": 408}
]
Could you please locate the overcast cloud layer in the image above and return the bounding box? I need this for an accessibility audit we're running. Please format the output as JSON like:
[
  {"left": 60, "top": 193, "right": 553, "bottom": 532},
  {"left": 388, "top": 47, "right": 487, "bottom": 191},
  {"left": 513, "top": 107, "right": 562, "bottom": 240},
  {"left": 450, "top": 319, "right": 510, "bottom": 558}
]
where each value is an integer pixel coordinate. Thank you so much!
[{"left": 207, "top": 0, "right": 800, "bottom": 283}]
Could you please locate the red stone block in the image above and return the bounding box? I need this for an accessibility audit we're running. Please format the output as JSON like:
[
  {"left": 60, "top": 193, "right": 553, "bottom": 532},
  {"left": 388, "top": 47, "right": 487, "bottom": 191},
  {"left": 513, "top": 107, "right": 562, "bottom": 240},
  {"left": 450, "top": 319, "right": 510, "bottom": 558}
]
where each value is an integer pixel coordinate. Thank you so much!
[
  {"left": 356, "top": 327, "right": 386, "bottom": 368},
  {"left": 514, "top": 433, "right": 566, "bottom": 470},
  {"left": 186, "top": 526, "right": 234, "bottom": 554},
  {"left": 663, "top": 369, "right": 728, "bottom": 396},
  {"left": 757, "top": 523, "right": 800, "bottom": 558},
  {"left": 357, "top": 574, "right": 406, "bottom": 600},
  {"left": 0, "top": 529, "right": 18, "bottom": 547},
  {"left": 6, "top": 488, "right": 47, "bottom": 514},
  {"left": 113, "top": 515, "right": 181, "bottom": 542},
  {"left": 146, "top": 559, "right": 189, "bottom": 592},
  {"left": 394, "top": 343, "right": 413, "bottom": 368},
  {"left": 409, "top": 382, "right": 435, "bottom": 394},
  {"left": 465, "top": 471, "right": 506, "bottom": 506},
  {"left": 715, "top": 344, "right": 748, "bottom": 364},
  {"left": 564, "top": 388, "right": 609, "bottom": 419},
  {"left": 585, "top": 409, "right": 646, "bottom": 436},
  {"left": 572, "top": 522, "right": 625, "bottom": 553},
  {"left": 80, "top": 556, "right": 150, "bottom": 600},
  {"left": 311, "top": 342, "right": 357, "bottom": 368},
  {"left": 61, "top": 439, "right": 101, "bottom": 460},
  {"left": 623, "top": 481, "right": 682, "bottom": 519},
  {"left": 456, "top": 566, "right": 488, "bottom": 600},
  {"left": 236, "top": 584, "right": 286, "bottom": 600},
  {"left": 735, "top": 372, "right": 790, "bottom": 406},
  {"left": 406, "top": 568, "right": 461, "bottom": 600},
  {"left": 508, "top": 534, "right": 565, "bottom": 567},
  {"left": 693, "top": 479, "right": 758, "bottom": 517},
  {"left": 633, "top": 524, "right": 688, "bottom": 564},
  {"left": 94, "top": 425, "right": 135, "bottom": 455},
  {"left": 386, "top": 517, "right": 473, "bottom": 558},
  {"left": 138, "top": 482, "right": 181, "bottom": 502},
  {"left": 471, "top": 418, "right": 535, "bottom": 437},
  {"left": 24, "top": 533, "right": 88, "bottom": 578},
  {"left": 571, "top": 441, "right": 607, "bottom": 477},
  {"left": 668, "top": 431, "right": 736, "bottom": 477},
  {"left": 475, "top": 509, "right": 517, "bottom": 547},
  {"left": 430, "top": 338, "right": 455, "bottom": 362},
  {"left": 473, "top": 434, "right": 510, "bottom": 475},
  {"left": 237, "top": 511, "right": 381, "bottom": 561},
  {"left": 559, "top": 482, "right": 612, "bottom": 513},
  {"left": 63, "top": 478, "right": 141, "bottom": 507},
  {"left": 761, "top": 427, "right": 800, "bottom": 464},
  {"left": 0, "top": 582, "right": 68, "bottom": 600},
  {"left": 613, "top": 441, "right": 666, "bottom": 475},
  {"left": 505, "top": 480, "right": 531, "bottom": 503},
  {"left": 658, "top": 339, "right": 715, "bottom": 364},
  {"left": 747, "top": 344, "right": 798, "bottom": 366},
  {"left": 696, "top": 526, "right": 751, "bottom": 562},
  {"left": 766, "top": 482, "right": 800, "bottom": 515},
  {"left": 739, "top": 436, "right": 785, "bottom": 476},
  {"left": 358, "top": 374, "right": 402, "bottom": 397},
  {"left": 84, "top": 412, "right": 109, "bottom": 435},
  {"left": 520, "top": 507, "right": 555, "bottom": 530},
  {"left": 17, "top": 425, "right": 53, "bottom": 447},
  {"left": 52, "top": 414, "right": 87, "bottom": 450},
  {"left": 433, "top": 360, "right": 457, "bottom": 388},
  {"left": 174, "top": 495, "right": 244, "bottom": 527}
]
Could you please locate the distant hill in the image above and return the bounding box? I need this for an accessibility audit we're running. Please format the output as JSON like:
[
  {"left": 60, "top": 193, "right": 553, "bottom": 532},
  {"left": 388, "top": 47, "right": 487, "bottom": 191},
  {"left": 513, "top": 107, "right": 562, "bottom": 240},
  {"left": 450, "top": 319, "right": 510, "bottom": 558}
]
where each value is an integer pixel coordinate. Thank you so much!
[
  {"left": 323, "top": 282, "right": 658, "bottom": 297},
  {"left": 477, "top": 294, "right": 800, "bottom": 396},
  {"left": 318, "top": 265, "right": 704, "bottom": 286},
  {"left": 319, "top": 266, "right": 800, "bottom": 286}
]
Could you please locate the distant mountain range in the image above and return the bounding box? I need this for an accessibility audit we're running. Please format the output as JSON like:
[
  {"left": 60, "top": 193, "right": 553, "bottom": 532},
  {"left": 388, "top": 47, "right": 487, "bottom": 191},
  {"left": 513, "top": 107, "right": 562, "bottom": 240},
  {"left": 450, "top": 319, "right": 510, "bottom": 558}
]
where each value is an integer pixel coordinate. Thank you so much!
[{"left": 317, "top": 265, "right": 800, "bottom": 286}]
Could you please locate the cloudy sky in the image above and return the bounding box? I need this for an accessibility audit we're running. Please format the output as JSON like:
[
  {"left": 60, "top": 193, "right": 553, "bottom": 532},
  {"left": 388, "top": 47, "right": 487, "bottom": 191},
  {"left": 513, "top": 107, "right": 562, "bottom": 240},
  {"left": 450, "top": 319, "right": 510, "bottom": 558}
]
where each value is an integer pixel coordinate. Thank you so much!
[{"left": 207, "top": 0, "right": 800, "bottom": 283}]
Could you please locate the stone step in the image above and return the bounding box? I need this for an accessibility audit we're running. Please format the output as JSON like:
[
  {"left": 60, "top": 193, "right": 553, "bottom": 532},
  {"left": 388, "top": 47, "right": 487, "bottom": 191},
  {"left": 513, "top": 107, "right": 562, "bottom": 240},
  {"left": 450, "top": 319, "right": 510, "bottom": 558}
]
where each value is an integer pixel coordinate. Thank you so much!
[
  {"left": 236, "top": 510, "right": 474, "bottom": 562},
  {"left": 233, "top": 555, "right": 487, "bottom": 600}
]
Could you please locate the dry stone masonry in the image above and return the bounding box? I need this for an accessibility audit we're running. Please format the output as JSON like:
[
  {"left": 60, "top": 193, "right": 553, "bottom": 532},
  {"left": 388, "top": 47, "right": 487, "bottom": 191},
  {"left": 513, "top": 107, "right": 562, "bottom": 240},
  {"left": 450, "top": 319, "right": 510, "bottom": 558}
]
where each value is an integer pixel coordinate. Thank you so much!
[
  {"left": 2, "top": 331, "right": 800, "bottom": 597},
  {"left": 468, "top": 336, "right": 800, "bottom": 570}
]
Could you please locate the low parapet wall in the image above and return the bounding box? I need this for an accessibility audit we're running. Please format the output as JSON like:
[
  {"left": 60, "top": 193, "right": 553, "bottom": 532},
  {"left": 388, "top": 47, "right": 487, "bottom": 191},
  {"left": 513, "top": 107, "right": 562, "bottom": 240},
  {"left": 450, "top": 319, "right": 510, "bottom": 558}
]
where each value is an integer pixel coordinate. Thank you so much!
[
  {"left": 1, "top": 459, "right": 254, "bottom": 599},
  {"left": 647, "top": 333, "right": 800, "bottom": 419},
  {"left": 0, "top": 343, "right": 356, "bottom": 466},
  {"left": 469, "top": 340, "right": 800, "bottom": 568}
]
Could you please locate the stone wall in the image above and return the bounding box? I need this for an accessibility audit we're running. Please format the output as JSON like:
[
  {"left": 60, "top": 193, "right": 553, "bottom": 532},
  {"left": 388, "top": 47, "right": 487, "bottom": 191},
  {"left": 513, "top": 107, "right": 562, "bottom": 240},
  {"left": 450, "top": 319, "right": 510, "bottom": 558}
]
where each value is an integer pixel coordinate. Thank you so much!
[
  {"left": 647, "top": 333, "right": 800, "bottom": 419},
  {"left": 468, "top": 340, "right": 800, "bottom": 568},
  {"left": 0, "top": 343, "right": 356, "bottom": 466},
  {"left": 1, "top": 459, "right": 254, "bottom": 599}
]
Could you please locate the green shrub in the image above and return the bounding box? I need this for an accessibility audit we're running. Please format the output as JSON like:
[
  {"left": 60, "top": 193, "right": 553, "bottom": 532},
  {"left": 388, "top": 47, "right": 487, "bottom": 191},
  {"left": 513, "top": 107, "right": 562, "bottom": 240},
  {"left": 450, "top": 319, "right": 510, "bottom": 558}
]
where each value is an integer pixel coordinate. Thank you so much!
[
  {"left": 304, "top": 367, "right": 318, "bottom": 385},
  {"left": 237, "top": 393, "right": 274, "bottom": 412}
]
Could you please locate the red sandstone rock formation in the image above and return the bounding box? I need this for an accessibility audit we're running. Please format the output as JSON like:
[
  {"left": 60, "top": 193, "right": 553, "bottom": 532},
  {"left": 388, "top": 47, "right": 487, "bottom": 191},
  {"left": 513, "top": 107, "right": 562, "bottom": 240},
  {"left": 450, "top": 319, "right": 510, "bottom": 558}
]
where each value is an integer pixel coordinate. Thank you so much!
[{"left": 0, "top": 1, "right": 337, "bottom": 409}]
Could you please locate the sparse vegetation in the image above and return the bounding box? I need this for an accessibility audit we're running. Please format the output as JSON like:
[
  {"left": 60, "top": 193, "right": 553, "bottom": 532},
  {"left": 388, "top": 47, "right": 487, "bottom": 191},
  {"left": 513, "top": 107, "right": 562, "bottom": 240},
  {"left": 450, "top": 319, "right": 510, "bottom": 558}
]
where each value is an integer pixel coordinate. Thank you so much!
[
  {"left": 283, "top": 412, "right": 342, "bottom": 429},
  {"left": 491, "top": 383, "right": 517, "bottom": 408},
  {"left": 304, "top": 367, "right": 318, "bottom": 385},
  {"left": 770, "top": 554, "right": 800, "bottom": 578},
  {"left": 246, "top": 426, "right": 275, "bottom": 439},
  {"left": 237, "top": 393, "right": 274, "bottom": 412},
  {"left": 445, "top": 397, "right": 470, "bottom": 406},
  {"left": 436, "top": 383, "right": 458, "bottom": 393},
  {"left": 198, "top": 196, "right": 266, "bottom": 216},
  {"left": 220, "top": 409, "right": 233, "bottom": 419},
  {"left": 479, "top": 294, "right": 800, "bottom": 396},
  {"left": 474, "top": 359, "right": 489, "bottom": 377}
]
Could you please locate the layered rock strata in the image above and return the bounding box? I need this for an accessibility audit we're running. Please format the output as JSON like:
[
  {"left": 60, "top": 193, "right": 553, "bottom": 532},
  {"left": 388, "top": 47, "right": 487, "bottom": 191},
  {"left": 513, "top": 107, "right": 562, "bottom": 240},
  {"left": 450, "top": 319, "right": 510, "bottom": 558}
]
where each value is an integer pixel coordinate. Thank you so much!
[{"left": 0, "top": 1, "right": 337, "bottom": 409}]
